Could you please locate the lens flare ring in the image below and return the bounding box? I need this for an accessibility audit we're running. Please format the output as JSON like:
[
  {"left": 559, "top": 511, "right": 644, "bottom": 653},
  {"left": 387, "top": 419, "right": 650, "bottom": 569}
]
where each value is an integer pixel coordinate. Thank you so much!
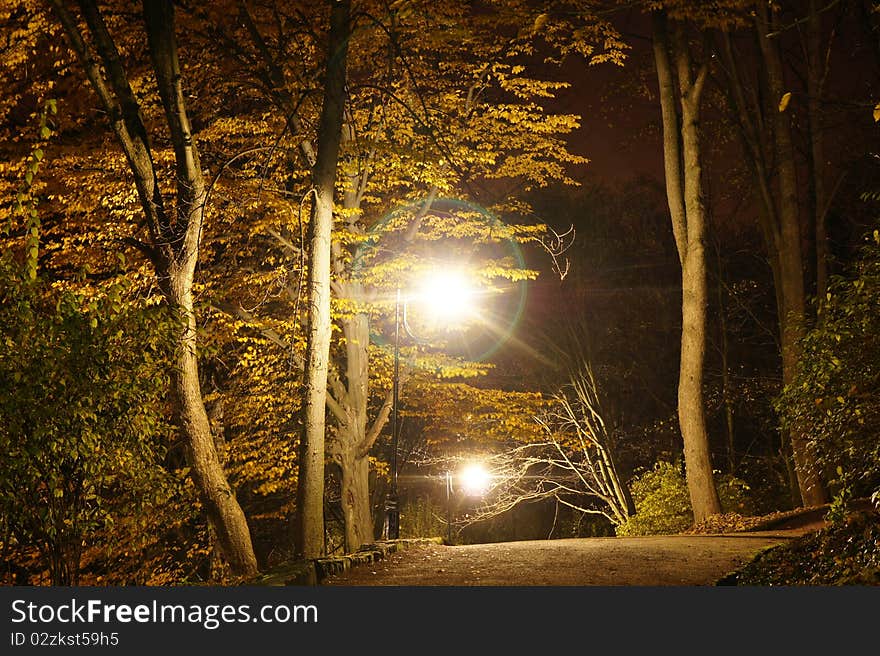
[{"left": 356, "top": 196, "right": 528, "bottom": 365}]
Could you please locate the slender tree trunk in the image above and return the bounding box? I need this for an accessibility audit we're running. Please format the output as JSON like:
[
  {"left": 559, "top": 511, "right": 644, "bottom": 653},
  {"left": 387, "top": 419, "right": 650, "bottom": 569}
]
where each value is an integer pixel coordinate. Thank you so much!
[
  {"left": 717, "top": 24, "right": 826, "bottom": 507},
  {"left": 597, "top": 446, "right": 636, "bottom": 519},
  {"left": 716, "top": 251, "right": 736, "bottom": 474},
  {"left": 807, "top": 1, "right": 829, "bottom": 304},
  {"left": 721, "top": 323, "right": 736, "bottom": 474},
  {"left": 677, "top": 217, "right": 721, "bottom": 521},
  {"left": 806, "top": 0, "right": 840, "bottom": 308},
  {"left": 294, "top": 0, "right": 351, "bottom": 559},
  {"left": 653, "top": 12, "right": 722, "bottom": 523},
  {"left": 294, "top": 0, "right": 350, "bottom": 558}
]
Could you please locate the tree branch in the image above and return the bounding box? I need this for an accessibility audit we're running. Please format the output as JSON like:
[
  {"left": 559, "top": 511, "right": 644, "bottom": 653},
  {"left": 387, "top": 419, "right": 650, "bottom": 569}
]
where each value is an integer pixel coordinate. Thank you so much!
[
  {"left": 143, "top": 0, "right": 205, "bottom": 256},
  {"left": 50, "top": 0, "right": 168, "bottom": 248}
]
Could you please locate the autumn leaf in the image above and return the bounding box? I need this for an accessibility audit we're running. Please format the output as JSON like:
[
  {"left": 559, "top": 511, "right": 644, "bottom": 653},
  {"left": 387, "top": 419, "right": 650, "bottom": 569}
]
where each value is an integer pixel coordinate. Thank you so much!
[
  {"left": 533, "top": 13, "right": 547, "bottom": 33},
  {"left": 778, "top": 92, "right": 791, "bottom": 112},
  {"left": 873, "top": 101, "right": 880, "bottom": 123}
]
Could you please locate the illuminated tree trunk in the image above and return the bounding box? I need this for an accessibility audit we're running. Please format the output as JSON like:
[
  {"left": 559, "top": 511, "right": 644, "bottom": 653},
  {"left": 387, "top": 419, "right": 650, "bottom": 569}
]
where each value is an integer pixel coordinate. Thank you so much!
[
  {"left": 50, "top": 0, "right": 258, "bottom": 576},
  {"left": 294, "top": 0, "right": 351, "bottom": 559},
  {"left": 238, "top": 0, "right": 383, "bottom": 554},
  {"left": 166, "top": 277, "right": 257, "bottom": 575},
  {"left": 331, "top": 306, "right": 375, "bottom": 552},
  {"left": 328, "top": 275, "right": 390, "bottom": 551},
  {"left": 335, "top": 442, "right": 374, "bottom": 552},
  {"left": 652, "top": 11, "right": 722, "bottom": 523}
]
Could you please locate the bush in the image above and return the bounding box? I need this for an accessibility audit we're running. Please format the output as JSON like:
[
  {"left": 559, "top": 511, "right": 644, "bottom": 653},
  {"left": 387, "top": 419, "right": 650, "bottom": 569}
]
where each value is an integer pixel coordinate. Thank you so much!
[
  {"left": 733, "top": 509, "right": 880, "bottom": 585},
  {"left": 776, "top": 226, "right": 880, "bottom": 502},
  {"left": 0, "top": 260, "right": 177, "bottom": 584},
  {"left": 616, "top": 461, "right": 753, "bottom": 536}
]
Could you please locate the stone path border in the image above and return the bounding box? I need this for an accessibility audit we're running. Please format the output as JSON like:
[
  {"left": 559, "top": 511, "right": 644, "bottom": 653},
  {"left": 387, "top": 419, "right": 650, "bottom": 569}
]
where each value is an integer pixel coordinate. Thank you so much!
[{"left": 254, "top": 538, "right": 444, "bottom": 586}]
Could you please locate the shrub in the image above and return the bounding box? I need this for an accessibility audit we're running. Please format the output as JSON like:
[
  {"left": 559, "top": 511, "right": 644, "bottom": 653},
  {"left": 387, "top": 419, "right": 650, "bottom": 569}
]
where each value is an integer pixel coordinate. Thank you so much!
[
  {"left": 0, "top": 260, "right": 177, "bottom": 584},
  {"left": 776, "top": 226, "right": 880, "bottom": 503},
  {"left": 616, "top": 461, "right": 753, "bottom": 536}
]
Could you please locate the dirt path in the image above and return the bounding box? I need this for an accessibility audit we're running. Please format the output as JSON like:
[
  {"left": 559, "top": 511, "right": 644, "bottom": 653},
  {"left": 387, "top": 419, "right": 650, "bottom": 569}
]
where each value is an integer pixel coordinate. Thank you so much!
[{"left": 322, "top": 530, "right": 809, "bottom": 586}]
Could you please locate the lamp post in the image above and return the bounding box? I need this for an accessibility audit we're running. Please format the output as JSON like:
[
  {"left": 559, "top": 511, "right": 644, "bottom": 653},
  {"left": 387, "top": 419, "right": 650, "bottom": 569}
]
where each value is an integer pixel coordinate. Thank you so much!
[
  {"left": 385, "top": 270, "right": 478, "bottom": 540},
  {"left": 445, "top": 470, "right": 453, "bottom": 544},
  {"left": 385, "top": 288, "right": 402, "bottom": 540}
]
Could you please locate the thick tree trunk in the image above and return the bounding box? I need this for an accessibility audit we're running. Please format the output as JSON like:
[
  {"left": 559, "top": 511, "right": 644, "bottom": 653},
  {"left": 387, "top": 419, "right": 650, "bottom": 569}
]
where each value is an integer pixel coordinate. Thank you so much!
[
  {"left": 294, "top": 0, "right": 351, "bottom": 559},
  {"left": 653, "top": 12, "right": 722, "bottom": 523},
  {"left": 337, "top": 446, "right": 374, "bottom": 552},
  {"left": 146, "top": 0, "right": 260, "bottom": 576},
  {"left": 168, "top": 275, "right": 258, "bottom": 575},
  {"left": 50, "top": 0, "right": 260, "bottom": 576},
  {"left": 340, "top": 309, "right": 376, "bottom": 550},
  {"left": 678, "top": 49, "right": 722, "bottom": 522},
  {"left": 678, "top": 242, "right": 721, "bottom": 521}
]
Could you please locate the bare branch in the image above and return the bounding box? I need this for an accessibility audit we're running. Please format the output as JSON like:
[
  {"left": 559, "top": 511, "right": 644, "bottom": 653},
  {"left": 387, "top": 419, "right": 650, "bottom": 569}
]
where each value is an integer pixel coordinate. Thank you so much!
[
  {"left": 536, "top": 224, "right": 575, "bottom": 281},
  {"left": 418, "top": 369, "right": 634, "bottom": 533}
]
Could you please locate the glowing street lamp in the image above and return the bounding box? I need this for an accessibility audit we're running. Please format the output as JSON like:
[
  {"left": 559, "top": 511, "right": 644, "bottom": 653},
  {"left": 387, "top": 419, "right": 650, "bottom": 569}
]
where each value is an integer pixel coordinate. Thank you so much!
[
  {"left": 459, "top": 462, "right": 491, "bottom": 496},
  {"left": 385, "top": 269, "right": 479, "bottom": 541},
  {"left": 415, "top": 269, "right": 477, "bottom": 324},
  {"left": 444, "top": 461, "right": 491, "bottom": 544}
]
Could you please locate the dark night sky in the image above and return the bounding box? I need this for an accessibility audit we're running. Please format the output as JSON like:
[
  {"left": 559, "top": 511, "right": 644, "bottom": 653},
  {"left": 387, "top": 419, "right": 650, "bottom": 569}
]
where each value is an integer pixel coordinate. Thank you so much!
[
  {"left": 553, "top": 11, "right": 663, "bottom": 187},
  {"left": 562, "top": 63, "right": 664, "bottom": 186}
]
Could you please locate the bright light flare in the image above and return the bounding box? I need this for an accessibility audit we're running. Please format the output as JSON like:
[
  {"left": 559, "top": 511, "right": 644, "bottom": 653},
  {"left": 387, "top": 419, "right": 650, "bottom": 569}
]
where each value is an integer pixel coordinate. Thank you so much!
[
  {"left": 415, "top": 269, "right": 477, "bottom": 324},
  {"left": 459, "top": 462, "right": 491, "bottom": 496}
]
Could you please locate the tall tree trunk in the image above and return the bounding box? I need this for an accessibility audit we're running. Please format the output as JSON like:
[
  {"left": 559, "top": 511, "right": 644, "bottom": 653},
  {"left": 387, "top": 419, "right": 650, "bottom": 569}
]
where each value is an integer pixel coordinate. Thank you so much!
[
  {"left": 717, "top": 9, "right": 829, "bottom": 507},
  {"left": 339, "top": 306, "right": 376, "bottom": 551},
  {"left": 325, "top": 297, "right": 377, "bottom": 552},
  {"left": 716, "top": 250, "right": 737, "bottom": 473},
  {"left": 807, "top": 0, "right": 829, "bottom": 305},
  {"left": 294, "top": 0, "right": 351, "bottom": 560},
  {"left": 168, "top": 277, "right": 257, "bottom": 574},
  {"left": 147, "top": 0, "right": 259, "bottom": 577},
  {"left": 756, "top": 3, "right": 829, "bottom": 506},
  {"left": 653, "top": 11, "right": 722, "bottom": 523},
  {"left": 50, "top": 0, "right": 259, "bottom": 575}
]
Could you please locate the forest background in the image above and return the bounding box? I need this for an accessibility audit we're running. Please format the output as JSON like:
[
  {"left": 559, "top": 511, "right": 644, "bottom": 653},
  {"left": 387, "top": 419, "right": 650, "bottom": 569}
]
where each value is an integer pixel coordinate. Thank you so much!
[{"left": 1, "top": 0, "right": 878, "bottom": 585}]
